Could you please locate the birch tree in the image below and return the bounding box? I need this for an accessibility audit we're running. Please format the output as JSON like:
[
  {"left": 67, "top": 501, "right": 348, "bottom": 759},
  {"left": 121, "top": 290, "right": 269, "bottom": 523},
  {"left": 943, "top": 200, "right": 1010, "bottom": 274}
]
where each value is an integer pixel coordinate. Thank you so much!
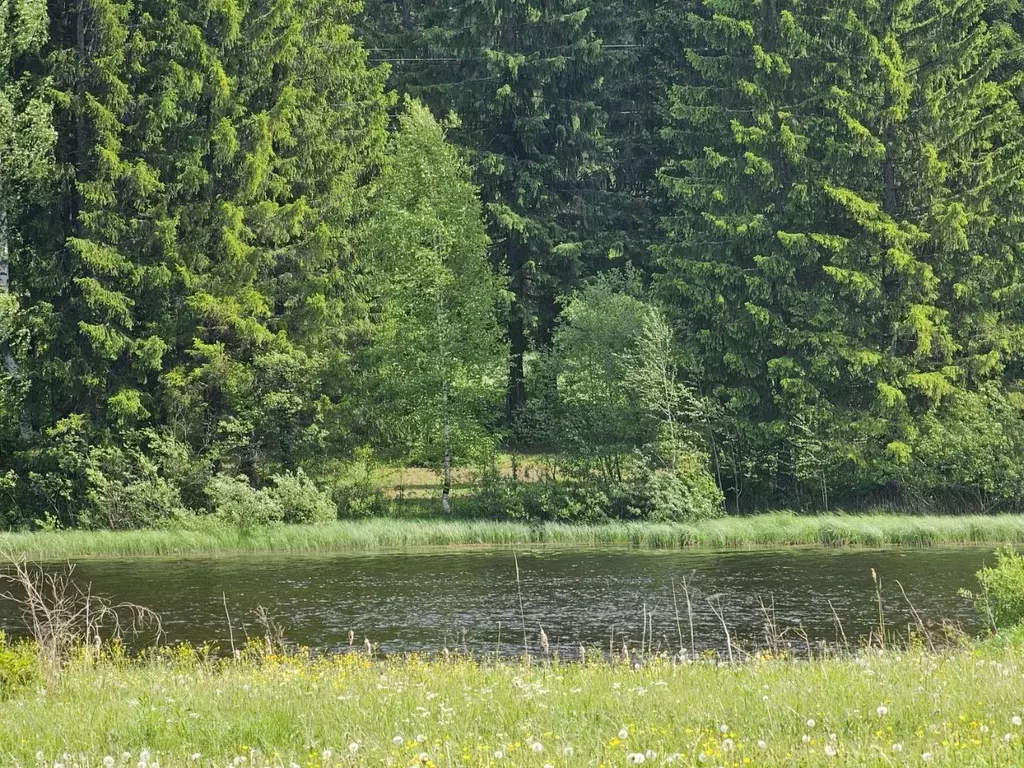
[{"left": 359, "top": 100, "right": 507, "bottom": 513}]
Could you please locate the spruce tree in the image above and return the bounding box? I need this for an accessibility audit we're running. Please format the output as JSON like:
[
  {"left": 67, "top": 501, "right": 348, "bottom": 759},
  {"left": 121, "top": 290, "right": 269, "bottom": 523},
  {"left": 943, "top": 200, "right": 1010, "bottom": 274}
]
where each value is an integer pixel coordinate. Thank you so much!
[{"left": 360, "top": 0, "right": 614, "bottom": 419}]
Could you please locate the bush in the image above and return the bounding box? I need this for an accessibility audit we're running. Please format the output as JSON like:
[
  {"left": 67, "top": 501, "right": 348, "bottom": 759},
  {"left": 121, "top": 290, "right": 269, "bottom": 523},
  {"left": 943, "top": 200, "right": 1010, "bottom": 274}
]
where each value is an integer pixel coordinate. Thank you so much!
[
  {"left": 332, "top": 453, "right": 391, "bottom": 519},
  {"left": 81, "top": 441, "right": 192, "bottom": 530},
  {"left": 208, "top": 474, "right": 283, "bottom": 532},
  {"left": 270, "top": 469, "right": 337, "bottom": 524},
  {"left": 964, "top": 547, "right": 1024, "bottom": 629},
  {"left": 0, "top": 632, "right": 37, "bottom": 699},
  {"left": 624, "top": 452, "right": 725, "bottom": 523}
]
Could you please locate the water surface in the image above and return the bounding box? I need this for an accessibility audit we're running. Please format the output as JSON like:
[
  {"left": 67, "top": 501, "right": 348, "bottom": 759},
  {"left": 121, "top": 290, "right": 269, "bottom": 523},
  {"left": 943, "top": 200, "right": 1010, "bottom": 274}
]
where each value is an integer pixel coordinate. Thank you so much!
[{"left": 0, "top": 547, "right": 994, "bottom": 655}]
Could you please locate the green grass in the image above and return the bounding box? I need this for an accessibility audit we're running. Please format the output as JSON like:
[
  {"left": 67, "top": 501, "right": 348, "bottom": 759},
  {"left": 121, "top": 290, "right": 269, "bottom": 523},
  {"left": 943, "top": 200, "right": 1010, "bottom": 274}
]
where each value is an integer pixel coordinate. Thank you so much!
[
  {"left": 5, "top": 513, "right": 1024, "bottom": 560},
  {"left": 4, "top": 642, "right": 1024, "bottom": 767}
]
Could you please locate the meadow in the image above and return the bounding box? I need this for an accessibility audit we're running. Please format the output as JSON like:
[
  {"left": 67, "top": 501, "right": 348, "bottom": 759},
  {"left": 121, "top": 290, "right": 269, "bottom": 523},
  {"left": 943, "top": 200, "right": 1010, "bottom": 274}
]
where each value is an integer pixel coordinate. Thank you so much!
[
  {"left": 4, "top": 640, "right": 1024, "bottom": 767},
  {"left": 5, "top": 514, "right": 1024, "bottom": 560}
]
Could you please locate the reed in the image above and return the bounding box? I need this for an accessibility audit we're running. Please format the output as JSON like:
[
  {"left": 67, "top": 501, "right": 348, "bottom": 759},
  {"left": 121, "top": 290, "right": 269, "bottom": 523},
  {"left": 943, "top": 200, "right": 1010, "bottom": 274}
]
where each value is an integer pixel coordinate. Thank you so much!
[{"left": 4, "top": 512, "right": 1024, "bottom": 560}]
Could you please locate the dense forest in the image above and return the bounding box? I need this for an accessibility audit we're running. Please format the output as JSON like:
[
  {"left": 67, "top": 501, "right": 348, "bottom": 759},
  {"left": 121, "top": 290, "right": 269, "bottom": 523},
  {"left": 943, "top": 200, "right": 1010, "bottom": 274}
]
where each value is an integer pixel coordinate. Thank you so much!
[{"left": 2, "top": 0, "right": 1024, "bottom": 530}]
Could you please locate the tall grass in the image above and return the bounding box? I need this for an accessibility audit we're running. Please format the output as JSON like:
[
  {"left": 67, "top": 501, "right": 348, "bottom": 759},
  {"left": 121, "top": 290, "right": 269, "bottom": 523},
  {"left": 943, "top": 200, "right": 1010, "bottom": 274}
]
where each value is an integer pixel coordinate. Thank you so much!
[
  {"left": 4, "top": 513, "right": 1024, "bottom": 560},
  {"left": 3, "top": 642, "right": 1024, "bottom": 767}
]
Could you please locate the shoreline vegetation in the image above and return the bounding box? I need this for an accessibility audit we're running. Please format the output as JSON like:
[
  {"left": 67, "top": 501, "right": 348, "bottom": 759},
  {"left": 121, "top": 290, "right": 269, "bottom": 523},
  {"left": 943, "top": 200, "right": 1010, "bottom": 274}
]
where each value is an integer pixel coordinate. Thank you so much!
[{"left": 5, "top": 513, "right": 1024, "bottom": 560}]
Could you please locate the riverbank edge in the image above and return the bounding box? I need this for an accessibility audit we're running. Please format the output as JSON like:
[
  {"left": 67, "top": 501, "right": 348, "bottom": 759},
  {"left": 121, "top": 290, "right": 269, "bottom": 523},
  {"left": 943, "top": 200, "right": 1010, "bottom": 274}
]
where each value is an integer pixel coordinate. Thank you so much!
[{"left": 2, "top": 513, "right": 1024, "bottom": 560}]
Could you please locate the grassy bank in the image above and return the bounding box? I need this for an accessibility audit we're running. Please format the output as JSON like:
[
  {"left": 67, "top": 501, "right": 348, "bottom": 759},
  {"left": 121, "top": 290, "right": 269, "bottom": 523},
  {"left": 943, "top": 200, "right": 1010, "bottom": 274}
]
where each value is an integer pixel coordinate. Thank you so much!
[
  {"left": 4, "top": 642, "right": 1024, "bottom": 767},
  {"left": 5, "top": 513, "right": 1024, "bottom": 560}
]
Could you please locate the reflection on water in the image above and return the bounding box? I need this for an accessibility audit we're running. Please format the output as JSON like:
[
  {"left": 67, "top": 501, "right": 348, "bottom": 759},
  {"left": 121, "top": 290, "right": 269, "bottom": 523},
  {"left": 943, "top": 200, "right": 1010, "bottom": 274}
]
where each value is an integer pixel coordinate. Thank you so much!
[{"left": 0, "top": 547, "right": 993, "bottom": 655}]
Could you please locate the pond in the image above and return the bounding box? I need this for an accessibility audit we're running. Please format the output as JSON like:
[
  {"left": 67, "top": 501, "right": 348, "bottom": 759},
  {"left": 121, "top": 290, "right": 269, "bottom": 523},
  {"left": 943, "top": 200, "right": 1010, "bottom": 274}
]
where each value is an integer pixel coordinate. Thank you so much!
[{"left": 0, "top": 547, "right": 995, "bottom": 656}]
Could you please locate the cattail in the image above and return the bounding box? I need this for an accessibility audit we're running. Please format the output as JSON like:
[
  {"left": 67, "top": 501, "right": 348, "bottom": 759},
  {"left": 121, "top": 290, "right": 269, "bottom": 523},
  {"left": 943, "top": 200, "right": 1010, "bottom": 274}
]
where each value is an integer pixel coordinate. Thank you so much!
[
  {"left": 539, "top": 627, "right": 549, "bottom": 654},
  {"left": 348, "top": 630, "right": 355, "bottom": 647}
]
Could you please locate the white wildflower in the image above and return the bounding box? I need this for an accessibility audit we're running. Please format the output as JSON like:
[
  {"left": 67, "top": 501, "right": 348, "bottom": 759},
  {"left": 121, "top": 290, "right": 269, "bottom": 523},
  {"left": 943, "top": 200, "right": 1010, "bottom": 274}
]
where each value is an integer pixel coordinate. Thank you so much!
[
  {"left": 877, "top": 705, "right": 888, "bottom": 717},
  {"left": 802, "top": 734, "right": 812, "bottom": 745},
  {"left": 756, "top": 740, "right": 767, "bottom": 750},
  {"left": 103, "top": 758, "right": 115, "bottom": 768},
  {"left": 348, "top": 742, "right": 360, "bottom": 754},
  {"left": 531, "top": 742, "right": 544, "bottom": 753},
  {"left": 722, "top": 739, "right": 734, "bottom": 752},
  {"left": 719, "top": 724, "right": 729, "bottom": 734},
  {"left": 807, "top": 719, "right": 816, "bottom": 728},
  {"left": 922, "top": 752, "right": 933, "bottom": 762},
  {"left": 417, "top": 752, "right": 430, "bottom": 763},
  {"left": 1013, "top": 716, "right": 1022, "bottom": 727},
  {"left": 393, "top": 736, "right": 404, "bottom": 746},
  {"left": 619, "top": 728, "right": 629, "bottom": 740},
  {"left": 824, "top": 745, "right": 837, "bottom": 757},
  {"left": 627, "top": 753, "right": 646, "bottom": 764},
  {"left": 562, "top": 746, "right": 574, "bottom": 756},
  {"left": 415, "top": 734, "right": 426, "bottom": 744},
  {"left": 891, "top": 743, "right": 903, "bottom": 753},
  {"left": 493, "top": 750, "right": 504, "bottom": 759}
]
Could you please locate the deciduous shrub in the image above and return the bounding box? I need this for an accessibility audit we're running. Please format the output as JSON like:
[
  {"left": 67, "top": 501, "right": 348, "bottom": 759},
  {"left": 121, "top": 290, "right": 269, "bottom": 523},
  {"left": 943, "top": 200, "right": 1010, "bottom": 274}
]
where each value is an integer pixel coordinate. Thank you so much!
[
  {"left": 270, "top": 469, "right": 337, "bottom": 524},
  {"left": 208, "top": 474, "right": 283, "bottom": 532},
  {"left": 964, "top": 547, "right": 1024, "bottom": 629}
]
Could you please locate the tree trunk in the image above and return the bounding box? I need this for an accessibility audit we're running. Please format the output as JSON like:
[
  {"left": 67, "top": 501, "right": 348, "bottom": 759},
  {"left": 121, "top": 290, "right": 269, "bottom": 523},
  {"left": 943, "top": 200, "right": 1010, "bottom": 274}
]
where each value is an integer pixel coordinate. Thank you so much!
[
  {"left": 0, "top": 152, "right": 9, "bottom": 297},
  {"left": 505, "top": 238, "right": 527, "bottom": 420},
  {"left": 441, "top": 380, "right": 453, "bottom": 515},
  {"left": 75, "top": 0, "right": 88, "bottom": 232}
]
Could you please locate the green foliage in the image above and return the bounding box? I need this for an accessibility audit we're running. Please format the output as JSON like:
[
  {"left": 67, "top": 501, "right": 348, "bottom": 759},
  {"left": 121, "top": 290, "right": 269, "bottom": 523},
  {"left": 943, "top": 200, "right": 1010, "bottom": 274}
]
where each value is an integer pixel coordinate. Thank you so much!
[
  {"left": 357, "top": 99, "right": 507, "bottom": 505},
  {"left": 208, "top": 475, "right": 282, "bottom": 533},
  {"left": 0, "top": 632, "right": 36, "bottom": 699},
  {"left": 270, "top": 470, "right": 336, "bottom": 525},
  {"left": 655, "top": 0, "right": 1024, "bottom": 509},
  {"left": 964, "top": 548, "right": 1024, "bottom": 630},
  {"left": 3, "top": 0, "right": 1024, "bottom": 527}
]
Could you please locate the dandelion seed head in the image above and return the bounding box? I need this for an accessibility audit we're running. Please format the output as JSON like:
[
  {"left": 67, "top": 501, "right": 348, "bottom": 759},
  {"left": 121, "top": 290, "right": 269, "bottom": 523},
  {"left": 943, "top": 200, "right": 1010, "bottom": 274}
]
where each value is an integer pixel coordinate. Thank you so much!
[
  {"left": 627, "top": 754, "right": 646, "bottom": 765},
  {"left": 531, "top": 742, "right": 544, "bottom": 753},
  {"left": 877, "top": 705, "right": 888, "bottom": 717}
]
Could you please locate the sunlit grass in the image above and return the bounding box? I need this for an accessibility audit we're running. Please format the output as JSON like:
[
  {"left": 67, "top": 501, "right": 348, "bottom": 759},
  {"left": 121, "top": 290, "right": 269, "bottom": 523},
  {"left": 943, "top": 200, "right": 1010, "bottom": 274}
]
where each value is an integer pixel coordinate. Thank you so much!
[
  {"left": 4, "top": 642, "right": 1024, "bottom": 767},
  {"left": 4, "top": 513, "right": 1024, "bottom": 560}
]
